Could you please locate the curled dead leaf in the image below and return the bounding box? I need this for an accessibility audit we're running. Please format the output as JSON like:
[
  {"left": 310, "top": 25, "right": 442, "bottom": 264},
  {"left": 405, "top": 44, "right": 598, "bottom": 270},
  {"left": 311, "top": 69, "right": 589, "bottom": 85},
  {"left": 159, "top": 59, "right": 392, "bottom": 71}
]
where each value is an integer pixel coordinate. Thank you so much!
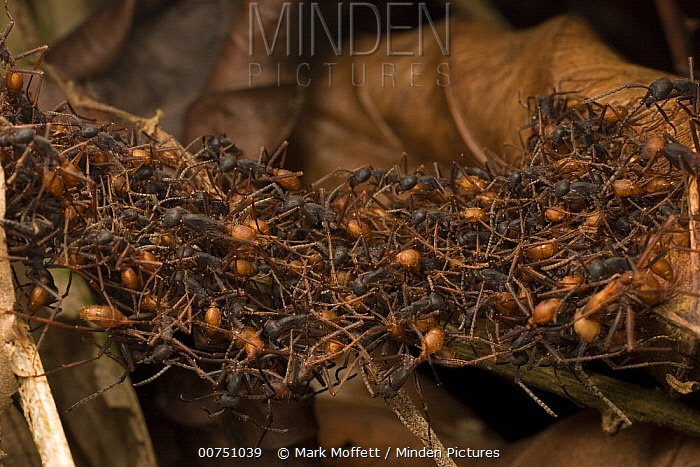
[
  {"left": 45, "top": 0, "right": 137, "bottom": 80},
  {"left": 665, "top": 374, "right": 700, "bottom": 395},
  {"left": 184, "top": 0, "right": 307, "bottom": 157}
]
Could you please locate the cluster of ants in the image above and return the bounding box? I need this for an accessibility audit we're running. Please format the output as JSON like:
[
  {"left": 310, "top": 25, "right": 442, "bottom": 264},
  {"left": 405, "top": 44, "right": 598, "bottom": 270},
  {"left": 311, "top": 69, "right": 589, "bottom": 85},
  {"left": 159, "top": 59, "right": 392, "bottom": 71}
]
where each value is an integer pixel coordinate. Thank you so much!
[{"left": 2, "top": 15, "right": 698, "bottom": 432}]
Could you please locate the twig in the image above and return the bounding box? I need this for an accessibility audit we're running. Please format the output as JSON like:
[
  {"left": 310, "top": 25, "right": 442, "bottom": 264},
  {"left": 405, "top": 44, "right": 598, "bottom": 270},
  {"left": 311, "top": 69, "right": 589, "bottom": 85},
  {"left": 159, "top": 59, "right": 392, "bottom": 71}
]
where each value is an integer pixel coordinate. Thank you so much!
[
  {"left": 447, "top": 333, "right": 700, "bottom": 437},
  {"left": 0, "top": 163, "right": 74, "bottom": 466},
  {"left": 0, "top": 143, "right": 18, "bottom": 462},
  {"left": 12, "top": 321, "right": 75, "bottom": 467},
  {"left": 654, "top": 0, "right": 691, "bottom": 76}
]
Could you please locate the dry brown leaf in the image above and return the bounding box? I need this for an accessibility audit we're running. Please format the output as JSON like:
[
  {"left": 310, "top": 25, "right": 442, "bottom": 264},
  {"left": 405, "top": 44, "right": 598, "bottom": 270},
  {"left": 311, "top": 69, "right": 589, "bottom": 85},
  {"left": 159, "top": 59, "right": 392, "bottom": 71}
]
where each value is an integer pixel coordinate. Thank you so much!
[
  {"left": 184, "top": 0, "right": 307, "bottom": 157},
  {"left": 41, "top": 0, "right": 232, "bottom": 140},
  {"left": 185, "top": 85, "right": 305, "bottom": 160},
  {"left": 501, "top": 410, "right": 700, "bottom": 467},
  {"left": 44, "top": 0, "right": 136, "bottom": 80},
  {"left": 293, "top": 16, "right": 686, "bottom": 180}
]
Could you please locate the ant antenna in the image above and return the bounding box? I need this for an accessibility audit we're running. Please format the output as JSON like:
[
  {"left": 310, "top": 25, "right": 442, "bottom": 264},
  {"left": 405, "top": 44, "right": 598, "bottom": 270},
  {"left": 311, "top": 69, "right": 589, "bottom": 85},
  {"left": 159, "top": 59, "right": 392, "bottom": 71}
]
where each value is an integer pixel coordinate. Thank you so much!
[{"left": 582, "top": 84, "right": 648, "bottom": 104}]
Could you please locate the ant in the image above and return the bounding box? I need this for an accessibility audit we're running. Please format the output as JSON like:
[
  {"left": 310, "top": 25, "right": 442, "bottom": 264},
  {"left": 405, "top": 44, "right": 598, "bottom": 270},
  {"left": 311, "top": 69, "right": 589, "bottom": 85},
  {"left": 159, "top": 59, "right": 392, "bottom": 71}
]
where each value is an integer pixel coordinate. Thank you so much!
[
  {"left": 655, "top": 133, "right": 700, "bottom": 175},
  {"left": 584, "top": 76, "right": 699, "bottom": 109},
  {"left": 584, "top": 60, "right": 700, "bottom": 135},
  {"left": 0, "top": 4, "right": 48, "bottom": 104},
  {"left": 181, "top": 364, "right": 287, "bottom": 446},
  {"left": 373, "top": 354, "right": 418, "bottom": 399}
]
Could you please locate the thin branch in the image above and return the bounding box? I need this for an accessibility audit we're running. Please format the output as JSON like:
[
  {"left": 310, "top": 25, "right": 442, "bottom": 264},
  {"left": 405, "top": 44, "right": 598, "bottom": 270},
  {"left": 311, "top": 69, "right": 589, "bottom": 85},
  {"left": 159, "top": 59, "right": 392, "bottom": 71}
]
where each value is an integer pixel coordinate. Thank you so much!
[
  {"left": 13, "top": 320, "right": 75, "bottom": 467},
  {"left": 0, "top": 163, "right": 74, "bottom": 466},
  {"left": 448, "top": 333, "right": 700, "bottom": 437}
]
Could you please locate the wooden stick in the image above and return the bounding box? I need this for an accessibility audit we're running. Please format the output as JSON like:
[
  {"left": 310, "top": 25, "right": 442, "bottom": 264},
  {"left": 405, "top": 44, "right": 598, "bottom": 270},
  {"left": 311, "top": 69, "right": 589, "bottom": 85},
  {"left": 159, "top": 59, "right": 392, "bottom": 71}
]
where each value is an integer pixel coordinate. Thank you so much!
[
  {"left": 12, "top": 321, "right": 75, "bottom": 467},
  {"left": 0, "top": 140, "right": 19, "bottom": 462},
  {"left": 0, "top": 165, "right": 74, "bottom": 466}
]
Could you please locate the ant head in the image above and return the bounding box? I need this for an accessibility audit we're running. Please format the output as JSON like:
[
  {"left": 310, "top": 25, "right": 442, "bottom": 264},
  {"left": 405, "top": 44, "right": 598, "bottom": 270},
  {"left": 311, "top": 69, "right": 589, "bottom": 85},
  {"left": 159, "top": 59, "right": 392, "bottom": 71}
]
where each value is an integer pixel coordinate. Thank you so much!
[{"left": 643, "top": 77, "right": 673, "bottom": 107}]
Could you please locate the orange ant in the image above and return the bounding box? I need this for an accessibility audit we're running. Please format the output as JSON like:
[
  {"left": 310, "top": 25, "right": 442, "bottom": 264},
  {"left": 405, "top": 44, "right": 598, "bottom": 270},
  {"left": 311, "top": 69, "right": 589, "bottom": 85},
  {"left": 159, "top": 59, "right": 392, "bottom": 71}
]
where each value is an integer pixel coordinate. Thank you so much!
[{"left": 0, "top": 4, "right": 48, "bottom": 104}]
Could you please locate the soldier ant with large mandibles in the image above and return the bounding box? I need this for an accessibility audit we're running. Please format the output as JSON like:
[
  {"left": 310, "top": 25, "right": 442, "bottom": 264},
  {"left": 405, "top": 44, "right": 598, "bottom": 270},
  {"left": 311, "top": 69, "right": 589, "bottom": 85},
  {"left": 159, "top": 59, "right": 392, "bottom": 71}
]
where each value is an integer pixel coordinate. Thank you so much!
[{"left": 583, "top": 57, "right": 700, "bottom": 136}]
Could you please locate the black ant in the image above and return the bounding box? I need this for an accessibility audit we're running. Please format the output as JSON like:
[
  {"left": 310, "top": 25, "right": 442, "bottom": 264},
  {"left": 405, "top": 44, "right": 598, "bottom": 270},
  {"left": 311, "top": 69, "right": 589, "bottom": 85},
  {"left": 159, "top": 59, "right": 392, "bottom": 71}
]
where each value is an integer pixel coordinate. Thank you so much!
[
  {"left": 584, "top": 68, "right": 700, "bottom": 137},
  {"left": 179, "top": 365, "right": 288, "bottom": 445},
  {"left": 585, "top": 76, "right": 699, "bottom": 109},
  {"left": 373, "top": 355, "right": 418, "bottom": 398},
  {"left": 659, "top": 133, "right": 700, "bottom": 175}
]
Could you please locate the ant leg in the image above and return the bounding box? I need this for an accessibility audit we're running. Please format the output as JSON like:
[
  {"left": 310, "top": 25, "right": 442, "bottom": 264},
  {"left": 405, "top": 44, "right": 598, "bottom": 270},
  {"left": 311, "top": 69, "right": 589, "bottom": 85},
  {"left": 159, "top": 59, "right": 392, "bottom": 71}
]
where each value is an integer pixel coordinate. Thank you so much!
[
  {"left": 9, "top": 56, "right": 47, "bottom": 106},
  {"left": 312, "top": 168, "right": 352, "bottom": 190},
  {"left": 207, "top": 403, "right": 287, "bottom": 434},
  {"left": 13, "top": 45, "right": 49, "bottom": 62},
  {"left": 264, "top": 140, "right": 289, "bottom": 171},
  {"left": 653, "top": 102, "right": 677, "bottom": 135},
  {"left": 617, "top": 101, "right": 645, "bottom": 132},
  {"left": 66, "top": 368, "right": 130, "bottom": 412},
  {"left": 602, "top": 304, "right": 625, "bottom": 351},
  {"left": 333, "top": 351, "right": 351, "bottom": 383},
  {"left": 254, "top": 397, "right": 275, "bottom": 448},
  {"left": 514, "top": 367, "right": 557, "bottom": 417},
  {"left": 0, "top": 19, "right": 12, "bottom": 61},
  {"left": 582, "top": 83, "right": 648, "bottom": 104},
  {"left": 573, "top": 367, "right": 631, "bottom": 428},
  {"left": 132, "top": 364, "right": 172, "bottom": 387},
  {"left": 546, "top": 368, "right": 585, "bottom": 408},
  {"left": 42, "top": 333, "right": 113, "bottom": 377}
]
